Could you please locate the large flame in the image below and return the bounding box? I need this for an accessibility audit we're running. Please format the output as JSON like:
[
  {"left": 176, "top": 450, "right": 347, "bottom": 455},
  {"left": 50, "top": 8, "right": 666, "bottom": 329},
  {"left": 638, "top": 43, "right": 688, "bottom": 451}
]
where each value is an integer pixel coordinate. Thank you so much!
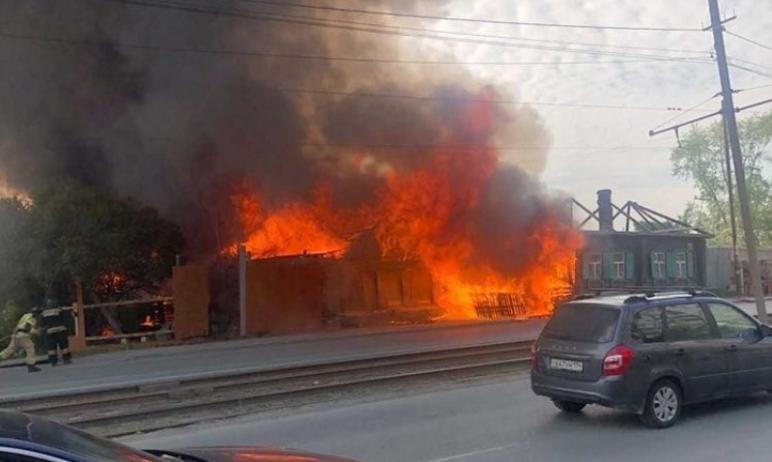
[
  {"left": 230, "top": 185, "right": 348, "bottom": 258},
  {"left": 229, "top": 97, "right": 582, "bottom": 319},
  {"left": 230, "top": 145, "right": 581, "bottom": 319}
]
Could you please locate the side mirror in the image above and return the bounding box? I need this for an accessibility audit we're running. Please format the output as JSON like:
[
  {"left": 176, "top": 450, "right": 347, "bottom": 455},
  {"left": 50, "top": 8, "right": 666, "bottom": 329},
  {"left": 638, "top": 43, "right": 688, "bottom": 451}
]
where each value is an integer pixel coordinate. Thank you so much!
[
  {"left": 761, "top": 325, "right": 772, "bottom": 338},
  {"left": 740, "top": 327, "right": 762, "bottom": 343}
]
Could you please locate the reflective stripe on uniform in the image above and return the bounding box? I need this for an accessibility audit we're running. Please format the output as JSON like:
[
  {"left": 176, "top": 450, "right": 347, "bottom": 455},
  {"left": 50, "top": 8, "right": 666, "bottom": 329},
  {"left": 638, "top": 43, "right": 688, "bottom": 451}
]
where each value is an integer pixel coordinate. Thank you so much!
[
  {"left": 15, "top": 313, "right": 34, "bottom": 330},
  {"left": 41, "top": 308, "right": 61, "bottom": 317},
  {"left": 14, "top": 313, "right": 37, "bottom": 337},
  {"left": 46, "top": 326, "right": 67, "bottom": 334}
]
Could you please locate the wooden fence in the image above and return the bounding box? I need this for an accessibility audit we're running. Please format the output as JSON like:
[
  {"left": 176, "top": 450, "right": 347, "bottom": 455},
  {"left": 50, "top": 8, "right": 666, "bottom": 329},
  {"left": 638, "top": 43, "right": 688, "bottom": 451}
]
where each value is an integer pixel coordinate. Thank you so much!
[{"left": 70, "top": 296, "right": 175, "bottom": 349}]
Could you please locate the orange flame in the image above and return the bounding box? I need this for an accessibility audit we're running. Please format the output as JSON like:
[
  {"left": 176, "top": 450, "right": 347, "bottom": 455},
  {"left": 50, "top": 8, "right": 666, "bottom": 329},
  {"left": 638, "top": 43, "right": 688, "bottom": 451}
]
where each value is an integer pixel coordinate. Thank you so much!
[
  {"left": 228, "top": 96, "right": 582, "bottom": 319},
  {"left": 230, "top": 184, "right": 349, "bottom": 258},
  {"left": 140, "top": 315, "right": 156, "bottom": 328},
  {"left": 229, "top": 148, "right": 581, "bottom": 319}
]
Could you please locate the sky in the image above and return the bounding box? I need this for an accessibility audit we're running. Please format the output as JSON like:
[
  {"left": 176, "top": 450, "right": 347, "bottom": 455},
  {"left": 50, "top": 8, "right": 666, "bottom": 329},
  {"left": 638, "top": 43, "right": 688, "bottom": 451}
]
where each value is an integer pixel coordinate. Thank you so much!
[
  {"left": 1, "top": 0, "right": 769, "bottom": 222},
  {"left": 430, "top": 0, "right": 772, "bottom": 217}
]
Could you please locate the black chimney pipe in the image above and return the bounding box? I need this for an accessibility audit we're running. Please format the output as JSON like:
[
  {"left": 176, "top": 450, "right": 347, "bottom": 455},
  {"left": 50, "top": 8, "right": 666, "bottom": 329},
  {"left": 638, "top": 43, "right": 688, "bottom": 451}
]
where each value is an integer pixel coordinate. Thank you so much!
[{"left": 597, "top": 189, "right": 613, "bottom": 232}]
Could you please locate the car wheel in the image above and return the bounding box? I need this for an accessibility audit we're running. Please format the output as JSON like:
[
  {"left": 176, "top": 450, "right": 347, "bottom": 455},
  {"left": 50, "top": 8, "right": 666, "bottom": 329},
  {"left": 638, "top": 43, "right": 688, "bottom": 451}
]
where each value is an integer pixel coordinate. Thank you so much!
[
  {"left": 640, "top": 379, "right": 681, "bottom": 428},
  {"left": 552, "top": 399, "right": 586, "bottom": 413}
]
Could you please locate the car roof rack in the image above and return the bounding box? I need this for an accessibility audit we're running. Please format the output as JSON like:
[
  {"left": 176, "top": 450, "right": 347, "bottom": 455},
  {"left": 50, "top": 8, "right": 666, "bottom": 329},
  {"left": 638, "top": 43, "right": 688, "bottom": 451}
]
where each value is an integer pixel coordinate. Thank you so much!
[
  {"left": 571, "top": 293, "right": 597, "bottom": 300},
  {"left": 688, "top": 289, "right": 718, "bottom": 297},
  {"left": 623, "top": 290, "right": 717, "bottom": 304},
  {"left": 624, "top": 295, "right": 649, "bottom": 304}
]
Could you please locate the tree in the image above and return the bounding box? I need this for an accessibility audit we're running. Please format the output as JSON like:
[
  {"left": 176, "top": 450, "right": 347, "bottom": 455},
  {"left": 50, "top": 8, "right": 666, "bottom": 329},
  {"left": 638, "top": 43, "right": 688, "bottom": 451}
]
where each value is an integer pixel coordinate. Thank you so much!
[
  {"left": 671, "top": 111, "right": 772, "bottom": 246},
  {"left": 0, "top": 198, "right": 41, "bottom": 310},
  {"left": 0, "top": 182, "right": 185, "bottom": 306}
]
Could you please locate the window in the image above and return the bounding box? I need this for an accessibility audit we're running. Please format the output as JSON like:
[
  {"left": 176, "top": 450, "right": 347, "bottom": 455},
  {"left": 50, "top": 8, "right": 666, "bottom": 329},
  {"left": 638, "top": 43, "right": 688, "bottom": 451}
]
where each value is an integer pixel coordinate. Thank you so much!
[
  {"left": 707, "top": 303, "right": 759, "bottom": 340},
  {"left": 631, "top": 307, "right": 664, "bottom": 343},
  {"left": 665, "top": 250, "right": 691, "bottom": 279},
  {"left": 651, "top": 252, "right": 666, "bottom": 279},
  {"left": 586, "top": 253, "right": 601, "bottom": 280},
  {"left": 674, "top": 251, "right": 687, "bottom": 278},
  {"left": 543, "top": 303, "right": 620, "bottom": 343},
  {"left": 612, "top": 252, "right": 625, "bottom": 280},
  {"left": 665, "top": 303, "right": 713, "bottom": 341}
]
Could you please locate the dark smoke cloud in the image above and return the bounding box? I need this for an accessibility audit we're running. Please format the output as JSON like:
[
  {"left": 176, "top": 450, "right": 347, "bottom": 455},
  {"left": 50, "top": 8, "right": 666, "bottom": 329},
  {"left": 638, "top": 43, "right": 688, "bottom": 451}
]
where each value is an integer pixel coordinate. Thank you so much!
[{"left": 0, "top": 0, "right": 552, "bottom": 253}]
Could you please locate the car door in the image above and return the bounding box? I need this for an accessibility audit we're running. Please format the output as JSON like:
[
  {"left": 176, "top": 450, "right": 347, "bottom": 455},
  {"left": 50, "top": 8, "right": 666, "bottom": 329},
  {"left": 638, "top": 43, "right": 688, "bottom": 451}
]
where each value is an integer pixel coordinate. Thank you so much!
[
  {"left": 664, "top": 303, "right": 729, "bottom": 402},
  {"left": 627, "top": 306, "right": 671, "bottom": 397},
  {"left": 704, "top": 302, "right": 772, "bottom": 393}
]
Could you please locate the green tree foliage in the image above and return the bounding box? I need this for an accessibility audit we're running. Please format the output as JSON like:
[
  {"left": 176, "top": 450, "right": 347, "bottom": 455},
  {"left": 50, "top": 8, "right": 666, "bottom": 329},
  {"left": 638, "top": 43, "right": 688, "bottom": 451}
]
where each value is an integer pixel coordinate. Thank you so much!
[
  {"left": 0, "top": 182, "right": 184, "bottom": 307},
  {"left": 0, "top": 301, "right": 23, "bottom": 342},
  {"left": 671, "top": 112, "right": 772, "bottom": 246}
]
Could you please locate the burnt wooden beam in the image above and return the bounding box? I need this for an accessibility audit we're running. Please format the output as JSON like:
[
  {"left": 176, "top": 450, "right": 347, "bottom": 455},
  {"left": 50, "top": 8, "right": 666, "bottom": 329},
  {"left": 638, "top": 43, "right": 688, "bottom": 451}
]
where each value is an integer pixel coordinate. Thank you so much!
[{"left": 634, "top": 202, "right": 713, "bottom": 237}]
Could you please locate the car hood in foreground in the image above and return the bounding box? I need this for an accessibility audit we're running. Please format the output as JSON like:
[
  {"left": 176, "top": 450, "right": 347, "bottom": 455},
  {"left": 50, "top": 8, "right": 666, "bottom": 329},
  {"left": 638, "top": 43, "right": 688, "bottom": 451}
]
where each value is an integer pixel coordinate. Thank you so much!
[{"left": 150, "top": 446, "right": 361, "bottom": 462}]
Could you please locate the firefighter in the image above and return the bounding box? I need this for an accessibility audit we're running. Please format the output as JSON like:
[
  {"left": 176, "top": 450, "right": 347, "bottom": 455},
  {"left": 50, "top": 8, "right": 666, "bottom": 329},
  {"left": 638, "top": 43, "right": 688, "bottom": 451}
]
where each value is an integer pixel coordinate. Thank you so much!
[
  {"left": 40, "top": 299, "right": 73, "bottom": 366},
  {"left": 0, "top": 306, "right": 42, "bottom": 372}
]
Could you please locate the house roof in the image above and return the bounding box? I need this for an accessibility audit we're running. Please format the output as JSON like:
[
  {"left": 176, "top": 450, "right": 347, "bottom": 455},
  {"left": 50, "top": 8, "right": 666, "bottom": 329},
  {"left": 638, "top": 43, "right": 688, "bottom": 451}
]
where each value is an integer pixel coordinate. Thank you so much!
[{"left": 572, "top": 199, "right": 713, "bottom": 238}]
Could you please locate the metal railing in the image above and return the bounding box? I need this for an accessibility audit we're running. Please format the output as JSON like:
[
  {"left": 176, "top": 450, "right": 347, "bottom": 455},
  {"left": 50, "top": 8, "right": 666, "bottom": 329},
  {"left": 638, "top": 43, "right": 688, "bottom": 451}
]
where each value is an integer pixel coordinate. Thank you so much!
[{"left": 72, "top": 297, "right": 175, "bottom": 345}]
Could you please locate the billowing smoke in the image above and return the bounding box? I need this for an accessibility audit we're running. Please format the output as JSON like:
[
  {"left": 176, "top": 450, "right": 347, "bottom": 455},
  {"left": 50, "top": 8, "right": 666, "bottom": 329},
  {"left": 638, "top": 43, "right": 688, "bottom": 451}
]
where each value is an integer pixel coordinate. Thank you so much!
[{"left": 0, "top": 0, "right": 555, "bottom": 256}]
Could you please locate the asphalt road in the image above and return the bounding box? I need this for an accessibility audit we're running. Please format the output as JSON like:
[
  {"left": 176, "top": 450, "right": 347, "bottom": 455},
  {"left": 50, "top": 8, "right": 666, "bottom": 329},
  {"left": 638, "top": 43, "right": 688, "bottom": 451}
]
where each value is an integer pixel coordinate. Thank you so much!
[
  {"left": 0, "top": 319, "right": 544, "bottom": 399},
  {"left": 127, "top": 372, "right": 772, "bottom": 462}
]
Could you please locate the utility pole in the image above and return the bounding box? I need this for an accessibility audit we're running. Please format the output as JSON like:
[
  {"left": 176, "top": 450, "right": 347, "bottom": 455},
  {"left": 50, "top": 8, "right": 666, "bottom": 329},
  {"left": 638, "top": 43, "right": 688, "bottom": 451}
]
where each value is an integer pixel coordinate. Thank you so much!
[
  {"left": 722, "top": 118, "right": 742, "bottom": 294},
  {"left": 708, "top": 0, "right": 767, "bottom": 322}
]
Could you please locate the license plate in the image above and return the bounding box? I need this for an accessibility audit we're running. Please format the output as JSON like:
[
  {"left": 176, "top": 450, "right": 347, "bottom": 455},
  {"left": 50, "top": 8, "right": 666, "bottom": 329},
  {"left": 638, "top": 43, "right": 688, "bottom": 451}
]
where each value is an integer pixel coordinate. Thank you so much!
[{"left": 550, "top": 358, "right": 583, "bottom": 372}]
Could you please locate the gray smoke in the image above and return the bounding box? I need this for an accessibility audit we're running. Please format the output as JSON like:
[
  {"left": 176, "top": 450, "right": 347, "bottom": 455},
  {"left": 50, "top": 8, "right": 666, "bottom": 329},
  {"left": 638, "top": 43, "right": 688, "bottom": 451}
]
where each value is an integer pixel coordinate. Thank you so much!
[{"left": 0, "top": 0, "right": 552, "bottom": 253}]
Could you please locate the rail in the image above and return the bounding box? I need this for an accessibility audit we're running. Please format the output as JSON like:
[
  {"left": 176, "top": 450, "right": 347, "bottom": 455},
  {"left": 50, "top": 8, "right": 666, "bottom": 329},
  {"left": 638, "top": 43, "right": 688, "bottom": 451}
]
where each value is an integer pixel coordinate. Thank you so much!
[{"left": 0, "top": 341, "right": 532, "bottom": 437}]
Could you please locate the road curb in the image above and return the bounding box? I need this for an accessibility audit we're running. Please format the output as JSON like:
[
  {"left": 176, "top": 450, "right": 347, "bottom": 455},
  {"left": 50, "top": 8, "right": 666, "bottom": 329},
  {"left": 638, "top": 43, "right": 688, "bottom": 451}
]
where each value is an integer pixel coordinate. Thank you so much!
[
  {"left": 0, "top": 338, "right": 537, "bottom": 405},
  {"left": 123, "top": 318, "right": 533, "bottom": 359}
]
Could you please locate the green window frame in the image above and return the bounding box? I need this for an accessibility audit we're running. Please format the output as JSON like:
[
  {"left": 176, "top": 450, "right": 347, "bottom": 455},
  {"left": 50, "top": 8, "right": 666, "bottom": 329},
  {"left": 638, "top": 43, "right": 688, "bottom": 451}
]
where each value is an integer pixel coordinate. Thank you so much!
[
  {"left": 651, "top": 251, "right": 666, "bottom": 280},
  {"left": 674, "top": 251, "right": 687, "bottom": 279},
  {"left": 611, "top": 252, "right": 626, "bottom": 280},
  {"left": 582, "top": 253, "right": 602, "bottom": 280}
]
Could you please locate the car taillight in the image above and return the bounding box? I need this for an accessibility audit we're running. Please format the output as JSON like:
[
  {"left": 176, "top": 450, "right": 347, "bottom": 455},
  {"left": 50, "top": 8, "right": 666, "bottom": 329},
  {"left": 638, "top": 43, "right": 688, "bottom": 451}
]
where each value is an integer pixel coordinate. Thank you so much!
[
  {"left": 530, "top": 342, "right": 538, "bottom": 370},
  {"left": 602, "top": 345, "right": 634, "bottom": 376}
]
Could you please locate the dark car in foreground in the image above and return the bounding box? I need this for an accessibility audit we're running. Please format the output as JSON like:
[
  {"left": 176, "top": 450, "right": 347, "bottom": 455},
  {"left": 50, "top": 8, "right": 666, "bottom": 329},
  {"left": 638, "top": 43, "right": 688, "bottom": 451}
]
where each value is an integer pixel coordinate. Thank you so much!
[
  {"left": 0, "top": 410, "right": 358, "bottom": 462},
  {"left": 531, "top": 291, "right": 772, "bottom": 428}
]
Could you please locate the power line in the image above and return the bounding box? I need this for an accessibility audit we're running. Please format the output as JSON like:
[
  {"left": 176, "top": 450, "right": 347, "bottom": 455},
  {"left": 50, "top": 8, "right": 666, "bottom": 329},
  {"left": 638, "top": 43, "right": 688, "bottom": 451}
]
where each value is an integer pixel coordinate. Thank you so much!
[
  {"left": 277, "top": 87, "right": 689, "bottom": 111},
  {"left": 300, "top": 143, "right": 675, "bottom": 151},
  {"left": 0, "top": 30, "right": 704, "bottom": 67},
  {"left": 737, "top": 83, "right": 772, "bottom": 93},
  {"left": 95, "top": 0, "right": 710, "bottom": 61},
  {"left": 729, "top": 56, "right": 772, "bottom": 72},
  {"left": 0, "top": 27, "right": 687, "bottom": 112},
  {"left": 238, "top": 0, "right": 703, "bottom": 32},
  {"left": 651, "top": 93, "right": 719, "bottom": 131},
  {"left": 113, "top": 0, "right": 713, "bottom": 58},
  {"left": 726, "top": 29, "right": 772, "bottom": 53},
  {"left": 728, "top": 62, "right": 772, "bottom": 79},
  {"left": 252, "top": 7, "right": 709, "bottom": 56}
]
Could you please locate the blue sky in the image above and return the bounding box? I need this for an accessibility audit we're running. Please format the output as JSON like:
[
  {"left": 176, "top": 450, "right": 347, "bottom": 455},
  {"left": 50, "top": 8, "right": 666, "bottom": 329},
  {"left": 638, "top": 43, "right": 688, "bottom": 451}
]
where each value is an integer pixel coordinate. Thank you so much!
[{"left": 432, "top": 0, "right": 772, "bottom": 217}]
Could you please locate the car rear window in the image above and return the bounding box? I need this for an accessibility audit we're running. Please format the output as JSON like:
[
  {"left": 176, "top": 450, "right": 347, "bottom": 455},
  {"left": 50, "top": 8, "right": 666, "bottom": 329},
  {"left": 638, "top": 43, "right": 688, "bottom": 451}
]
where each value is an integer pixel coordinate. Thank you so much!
[{"left": 542, "top": 303, "right": 620, "bottom": 343}]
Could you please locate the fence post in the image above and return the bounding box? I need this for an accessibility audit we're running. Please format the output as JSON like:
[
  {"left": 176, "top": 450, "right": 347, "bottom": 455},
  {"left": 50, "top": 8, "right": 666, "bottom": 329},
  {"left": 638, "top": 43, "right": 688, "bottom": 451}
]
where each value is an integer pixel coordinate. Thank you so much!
[
  {"left": 69, "top": 280, "right": 87, "bottom": 352},
  {"left": 238, "top": 244, "right": 247, "bottom": 337}
]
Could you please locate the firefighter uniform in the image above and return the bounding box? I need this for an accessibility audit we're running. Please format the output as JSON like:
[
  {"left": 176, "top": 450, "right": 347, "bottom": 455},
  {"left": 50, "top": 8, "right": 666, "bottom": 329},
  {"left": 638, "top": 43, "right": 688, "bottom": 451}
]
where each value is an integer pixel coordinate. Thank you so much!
[
  {"left": 0, "top": 309, "right": 41, "bottom": 372},
  {"left": 41, "top": 301, "right": 72, "bottom": 366}
]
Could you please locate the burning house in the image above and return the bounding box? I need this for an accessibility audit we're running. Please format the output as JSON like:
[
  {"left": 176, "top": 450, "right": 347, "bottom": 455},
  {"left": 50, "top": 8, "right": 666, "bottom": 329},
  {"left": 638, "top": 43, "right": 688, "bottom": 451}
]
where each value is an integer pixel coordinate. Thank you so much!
[
  {"left": 235, "top": 150, "right": 583, "bottom": 332},
  {"left": 241, "top": 232, "right": 438, "bottom": 333},
  {"left": 0, "top": 2, "right": 585, "bottom": 332}
]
